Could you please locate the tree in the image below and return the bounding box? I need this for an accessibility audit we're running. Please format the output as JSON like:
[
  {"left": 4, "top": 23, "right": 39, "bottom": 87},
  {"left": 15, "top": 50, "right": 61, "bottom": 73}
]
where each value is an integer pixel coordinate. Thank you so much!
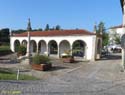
[
  {"left": 97, "top": 22, "right": 105, "bottom": 34},
  {"left": 102, "top": 32, "right": 109, "bottom": 46},
  {"left": 114, "top": 34, "right": 121, "bottom": 44},
  {"left": 12, "top": 29, "right": 26, "bottom": 34},
  {"left": 97, "top": 22, "right": 109, "bottom": 46},
  {"left": 45, "top": 24, "right": 50, "bottom": 31},
  {"left": 55, "top": 25, "right": 61, "bottom": 30},
  {"left": 0, "top": 28, "right": 10, "bottom": 45},
  {"left": 38, "top": 28, "right": 43, "bottom": 31}
]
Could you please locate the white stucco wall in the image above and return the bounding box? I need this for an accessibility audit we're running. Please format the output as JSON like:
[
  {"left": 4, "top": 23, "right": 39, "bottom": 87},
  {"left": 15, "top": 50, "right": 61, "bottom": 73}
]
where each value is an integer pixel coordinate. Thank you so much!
[
  {"left": 10, "top": 35, "right": 96, "bottom": 60},
  {"left": 108, "top": 28, "right": 124, "bottom": 45}
]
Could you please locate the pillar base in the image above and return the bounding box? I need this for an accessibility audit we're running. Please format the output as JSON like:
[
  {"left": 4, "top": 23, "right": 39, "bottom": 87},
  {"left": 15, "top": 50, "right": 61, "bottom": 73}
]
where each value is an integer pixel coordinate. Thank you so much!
[
  {"left": 25, "top": 58, "right": 31, "bottom": 64},
  {"left": 96, "top": 54, "right": 101, "bottom": 59}
]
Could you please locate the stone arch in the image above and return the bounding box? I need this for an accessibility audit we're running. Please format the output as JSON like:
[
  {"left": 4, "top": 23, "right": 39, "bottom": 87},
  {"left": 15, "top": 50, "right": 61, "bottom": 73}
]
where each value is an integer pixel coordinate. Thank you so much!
[
  {"left": 22, "top": 40, "right": 27, "bottom": 47},
  {"left": 14, "top": 40, "right": 20, "bottom": 52},
  {"left": 30, "top": 40, "right": 37, "bottom": 53},
  {"left": 38, "top": 40, "right": 47, "bottom": 54},
  {"left": 59, "top": 40, "right": 70, "bottom": 55},
  {"left": 48, "top": 40, "right": 58, "bottom": 55},
  {"left": 72, "top": 40, "right": 87, "bottom": 58}
]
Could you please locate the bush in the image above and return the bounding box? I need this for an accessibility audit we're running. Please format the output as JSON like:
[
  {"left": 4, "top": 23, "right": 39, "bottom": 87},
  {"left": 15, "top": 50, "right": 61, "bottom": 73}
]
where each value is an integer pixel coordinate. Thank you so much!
[
  {"left": 32, "top": 54, "right": 51, "bottom": 64},
  {"left": 0, "top": 45, "right": 12, "bottom": 56},
  {"left": 17, "top": 45, "right": 26, "bottom": 56}
]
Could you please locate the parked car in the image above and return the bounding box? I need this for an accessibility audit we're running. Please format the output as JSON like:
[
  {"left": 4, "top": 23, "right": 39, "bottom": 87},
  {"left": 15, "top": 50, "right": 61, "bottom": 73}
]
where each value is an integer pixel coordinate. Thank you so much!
[{"left": 107, "top": 44, "right": 122, "bottom": 53}]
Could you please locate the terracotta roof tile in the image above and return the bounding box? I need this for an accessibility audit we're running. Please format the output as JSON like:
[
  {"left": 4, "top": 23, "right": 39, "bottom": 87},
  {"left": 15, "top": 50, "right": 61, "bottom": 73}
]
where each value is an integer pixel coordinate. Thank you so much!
[{"left": 13, "top": 30, "right": 95, "bottom": 37}]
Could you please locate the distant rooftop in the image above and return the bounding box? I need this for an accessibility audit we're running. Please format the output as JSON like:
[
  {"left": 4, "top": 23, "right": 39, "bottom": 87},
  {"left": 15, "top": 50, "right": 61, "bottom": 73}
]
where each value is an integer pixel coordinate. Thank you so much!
[{"left": 110, "top": 25, "right": 123, "bottom": 29}]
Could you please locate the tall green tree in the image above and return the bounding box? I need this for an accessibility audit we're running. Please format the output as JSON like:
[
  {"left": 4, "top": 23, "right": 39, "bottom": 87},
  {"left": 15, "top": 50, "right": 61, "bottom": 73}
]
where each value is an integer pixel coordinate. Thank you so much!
[
  {"left": 45, "top": 24, "right": 50, "bottom": 31},
  {"left": 55, "top": 25, "right": 61, "bottom": 30},
  {"left": 12, "top": 29, "right": 26, "bottom": 34},
  {"left": 0, "top": 28, "right": 10, "bottom": 45},
  {"left": 114, "top": 34, "right": 121, "bottom": 44},
  {"left": 97, "top": 22, "right": 109, "bottom": 46},
  {"left": 97, "top": 22, "right": 105, "bottom": 34}
]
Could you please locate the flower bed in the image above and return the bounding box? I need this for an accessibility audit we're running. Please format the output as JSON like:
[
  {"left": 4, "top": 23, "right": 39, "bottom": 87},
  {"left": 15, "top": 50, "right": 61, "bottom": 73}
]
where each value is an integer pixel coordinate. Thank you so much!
[{"left": 31, "top": 54, "right": 52, "bottom": 71}]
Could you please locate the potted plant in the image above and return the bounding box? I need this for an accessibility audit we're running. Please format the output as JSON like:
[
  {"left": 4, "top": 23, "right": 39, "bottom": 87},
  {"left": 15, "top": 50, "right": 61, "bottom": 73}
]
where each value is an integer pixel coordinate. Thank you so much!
[
  {"left": 17, "top": 45, "right": 26, "bottom": 57},
  {"left": 31, "top": 54, "right": 52, "bottom": 71},
  {"left": 61, "top": 50, "right": 74, "bottom": 63}
]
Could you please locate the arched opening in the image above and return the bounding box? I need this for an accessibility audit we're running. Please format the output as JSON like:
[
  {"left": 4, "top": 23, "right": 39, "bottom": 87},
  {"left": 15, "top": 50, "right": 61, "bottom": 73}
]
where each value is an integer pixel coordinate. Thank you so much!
[
  {"left": 14, "top": 40, "right": 20, "bottom": 52},
  {"left": 59, "top": 40, "right": 70, "bottom": 55},
  {"left": 30, "top": 40, "right": 37, "bottom": 53},
  {"left": 48, "top": 40, "right": 58, "bottom": 55},
  {"left": 72, "top": 40, "right": 86, "bottom": 58},
  {"left": 38, "top": 40, "right": 47, "bottom": 54},
  {"left": 22, "top": 40, "right": 27, "bottom": 48}
]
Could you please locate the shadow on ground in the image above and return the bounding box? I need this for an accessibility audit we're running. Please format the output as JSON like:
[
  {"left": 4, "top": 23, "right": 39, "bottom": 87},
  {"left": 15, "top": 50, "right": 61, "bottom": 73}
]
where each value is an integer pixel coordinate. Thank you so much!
[
  {"left": 48, "top": 66, "right": 68, "bottom": 71},
  {"left": 99, "top": 53, "right": 121, "bottom": 61},
  {"left": 0, "top": 68, "right": 14, "bottom": 74}
]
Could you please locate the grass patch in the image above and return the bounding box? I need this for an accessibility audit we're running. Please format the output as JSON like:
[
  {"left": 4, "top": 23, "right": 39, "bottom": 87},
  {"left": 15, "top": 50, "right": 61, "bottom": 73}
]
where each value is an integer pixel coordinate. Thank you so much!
[
  {"left": 0, "top": 45, "right": 10, "bottom": 51},
  {"left": 0, "top": 68, "right": 38, "bottom": 80}
]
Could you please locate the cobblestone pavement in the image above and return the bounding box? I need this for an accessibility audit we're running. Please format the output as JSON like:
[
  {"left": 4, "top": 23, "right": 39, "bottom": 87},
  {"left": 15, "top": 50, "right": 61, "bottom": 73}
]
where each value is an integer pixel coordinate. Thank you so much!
[{"left": 1, "top": 53, "right": 125, "bottom": 95}]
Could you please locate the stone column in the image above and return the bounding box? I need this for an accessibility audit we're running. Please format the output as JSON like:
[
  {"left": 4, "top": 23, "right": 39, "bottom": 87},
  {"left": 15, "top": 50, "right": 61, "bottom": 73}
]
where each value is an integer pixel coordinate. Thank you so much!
[
  {"left": 123, "top": 1, "right": 125, "bottom": 25},
  {"left": 84, "top": 46, "right": 87, "bottom": 60},
  {"left": 57, "top": 44, "right": 60, "bottom": 58},
  {"left": 26, "top": 18, "right": 32, "bottom": 64},
  {"left": 27, "top": 31, "right": 30, "bottom": 57},
  {"left": 122, "top": 1, "right": 125, "bottom": 70},
  {"left": 91, "top": 36, "right": 97, "bottom": 61},
  {"left": 36, "top": 43, "right": 39, "bottom": 54},
  {"left": 26, "top": 31, "right": 31, "bottom": 64},
  {"left": 70, "top": 45, "right": 73, "bottom": 56},
  {"left": 122, "top": 49, "right": 125, "bottom": 69},
  {"left": 46, "top": 44, "right": 49, "bottom": 56},
  {"left": 96, "top": 39, "right": 102, "bottom": 59}
]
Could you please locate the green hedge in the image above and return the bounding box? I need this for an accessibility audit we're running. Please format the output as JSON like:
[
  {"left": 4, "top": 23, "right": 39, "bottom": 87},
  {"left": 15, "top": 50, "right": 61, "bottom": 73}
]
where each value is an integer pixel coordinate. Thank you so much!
[{"left": 0, "top": 45, "right": 12, "bottom": 56}]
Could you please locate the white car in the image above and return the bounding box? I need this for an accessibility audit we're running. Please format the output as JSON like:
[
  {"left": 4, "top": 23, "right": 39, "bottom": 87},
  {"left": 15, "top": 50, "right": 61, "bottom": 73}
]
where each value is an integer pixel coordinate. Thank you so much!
[{"left": 107, "top": 44, "right": 121, "bottom": 53}]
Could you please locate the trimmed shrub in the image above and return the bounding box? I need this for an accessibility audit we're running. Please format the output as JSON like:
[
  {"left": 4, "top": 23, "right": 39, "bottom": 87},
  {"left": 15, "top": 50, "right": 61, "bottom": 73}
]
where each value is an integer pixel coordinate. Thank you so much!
[
  {"left": 17, "top": 45, "right": 26, "bottom": 56},
  {"left": 32, "top": 54, "right": 51, "bottom": 64}
]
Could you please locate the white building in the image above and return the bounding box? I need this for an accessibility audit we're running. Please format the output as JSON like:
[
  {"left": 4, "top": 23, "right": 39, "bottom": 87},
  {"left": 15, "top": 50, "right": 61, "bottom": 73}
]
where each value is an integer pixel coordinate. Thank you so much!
[
  {"left": 108, "top": 25, "right": 124, "bottom": 45},
  {"left": 10, "top": 21, "right": 102, "bottom": 61}
]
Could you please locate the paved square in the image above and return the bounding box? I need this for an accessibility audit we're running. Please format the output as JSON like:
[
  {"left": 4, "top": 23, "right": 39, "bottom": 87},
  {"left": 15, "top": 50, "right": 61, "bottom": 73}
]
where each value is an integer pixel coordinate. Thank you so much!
[{"left": 0, "top": 53, "right": 125, "bottom": 95}]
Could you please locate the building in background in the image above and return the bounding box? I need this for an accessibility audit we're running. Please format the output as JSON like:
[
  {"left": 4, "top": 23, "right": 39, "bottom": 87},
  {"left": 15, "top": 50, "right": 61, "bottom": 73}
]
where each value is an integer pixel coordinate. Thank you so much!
[
  {"left": 108, "top": 25, "right": 123, "bottom": 45},
  {"left": 10, "top": 21, "right": 102, "bottom": 61}
]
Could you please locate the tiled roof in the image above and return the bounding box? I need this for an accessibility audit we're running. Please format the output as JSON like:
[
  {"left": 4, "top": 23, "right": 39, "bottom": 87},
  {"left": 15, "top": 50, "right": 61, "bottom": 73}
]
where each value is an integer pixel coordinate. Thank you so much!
[
  {"left": 13, "top": 30, "right": 95, "bottom": 37},
  {"left": 110, "top": 25, "right": 123, "bottom": 29}
]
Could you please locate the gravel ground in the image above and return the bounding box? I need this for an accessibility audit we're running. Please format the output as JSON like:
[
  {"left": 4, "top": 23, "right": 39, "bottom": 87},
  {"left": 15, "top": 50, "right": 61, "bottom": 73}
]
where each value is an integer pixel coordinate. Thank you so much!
[{"left": 0, "top": 53, "right": 125, "bottom": 95}]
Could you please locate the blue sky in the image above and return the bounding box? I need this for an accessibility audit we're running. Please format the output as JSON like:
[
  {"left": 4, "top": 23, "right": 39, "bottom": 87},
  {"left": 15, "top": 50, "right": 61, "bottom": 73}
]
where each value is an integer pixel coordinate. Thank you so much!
[{"left": 0, "top": 0, "right": 123, "bottom": 31}]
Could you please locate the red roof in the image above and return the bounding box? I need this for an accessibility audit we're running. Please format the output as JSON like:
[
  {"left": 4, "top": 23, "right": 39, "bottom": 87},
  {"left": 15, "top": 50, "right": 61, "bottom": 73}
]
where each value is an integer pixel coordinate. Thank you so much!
[{"left": 13, "top": 29, "right": 95, "bottom": 37}]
